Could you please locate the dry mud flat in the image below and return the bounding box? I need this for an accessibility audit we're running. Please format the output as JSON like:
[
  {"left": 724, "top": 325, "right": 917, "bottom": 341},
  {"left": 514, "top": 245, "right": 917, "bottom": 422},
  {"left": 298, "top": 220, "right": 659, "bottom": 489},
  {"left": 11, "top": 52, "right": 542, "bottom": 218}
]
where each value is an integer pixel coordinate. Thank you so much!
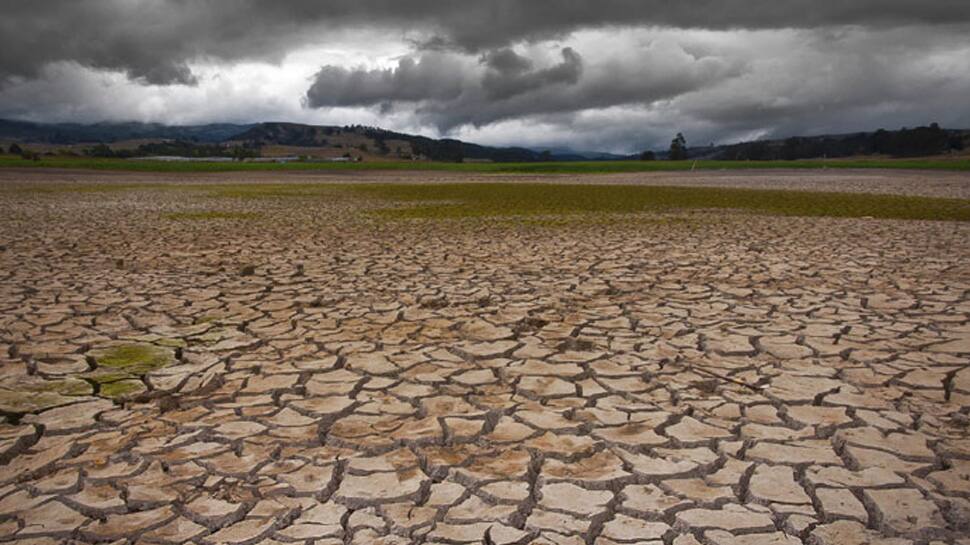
[{"left": 0, "top": 170, "right": 969, "bottom": 545}]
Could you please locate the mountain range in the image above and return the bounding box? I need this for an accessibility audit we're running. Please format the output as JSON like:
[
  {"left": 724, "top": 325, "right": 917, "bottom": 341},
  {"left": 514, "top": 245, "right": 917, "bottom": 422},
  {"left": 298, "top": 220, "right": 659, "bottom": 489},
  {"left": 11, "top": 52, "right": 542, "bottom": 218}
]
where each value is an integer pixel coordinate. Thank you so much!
[
  {"left": 1, "top": 119, "right": 966, "bottom": 162},
  {"left": 0, "top": 119, "right": 583, "bottom": 162}
]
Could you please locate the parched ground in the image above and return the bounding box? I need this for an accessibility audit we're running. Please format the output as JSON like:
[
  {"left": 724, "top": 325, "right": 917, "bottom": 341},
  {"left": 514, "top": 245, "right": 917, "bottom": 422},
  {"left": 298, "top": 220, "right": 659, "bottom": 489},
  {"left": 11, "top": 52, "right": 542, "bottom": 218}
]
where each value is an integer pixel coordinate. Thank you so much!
[{"left": 1, "top": 168, "right": 969, "bottom": 545}]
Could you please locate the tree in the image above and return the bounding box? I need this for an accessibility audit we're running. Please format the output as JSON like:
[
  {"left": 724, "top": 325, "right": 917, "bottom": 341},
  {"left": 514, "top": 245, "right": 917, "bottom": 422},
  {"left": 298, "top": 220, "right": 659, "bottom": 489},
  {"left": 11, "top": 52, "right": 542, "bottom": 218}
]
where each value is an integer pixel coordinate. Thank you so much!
[
  {"left": 8, "top": 143, "right": 23, "bottom": 155},
  {"left": 639, "top": 150, "right": 656, "bottom": 161},
  {"left": 669, "top": 133, "right": 688, "bottom": 160},
  {"left": 85, "top": 144, "right": 115, "bottom": 158},
  {"left": 374, "top": 137, "right": 389, "bottom": 155},
  {"left": 231, "top": 146, "right": 257, "bottom": 161}
]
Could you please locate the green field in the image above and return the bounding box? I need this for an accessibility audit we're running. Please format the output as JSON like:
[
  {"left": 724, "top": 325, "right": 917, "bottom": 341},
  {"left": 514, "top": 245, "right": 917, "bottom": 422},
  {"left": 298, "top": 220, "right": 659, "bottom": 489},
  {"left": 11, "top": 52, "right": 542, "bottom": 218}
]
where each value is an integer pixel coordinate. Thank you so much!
[
  {"left": 5, "top": 155, "right": 968, "bottom": 221},
  {"left": 191, "top": 182, "right": 970, "bottom": 222},
  {"left": 354, "top": 183, "right": 970, "bottom": 221},
  {"left": 5, "top": 175, "right": 968, "bottom": 221},
  {"left": 2, "top": 154, "right": 970, "bottom": 173}
]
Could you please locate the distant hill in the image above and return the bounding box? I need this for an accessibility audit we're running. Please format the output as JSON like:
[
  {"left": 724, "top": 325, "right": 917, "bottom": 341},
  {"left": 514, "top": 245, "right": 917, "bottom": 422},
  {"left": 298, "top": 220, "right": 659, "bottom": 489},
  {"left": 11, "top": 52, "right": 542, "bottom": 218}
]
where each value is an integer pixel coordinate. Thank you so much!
[
  {"left": 0, "top": 119, "right": 560, "bottom": 162},
  {"left": 0, "top": 119, "right": 253, "bottom": 144},
  {"left": 2, "top": 118, "right": 968, "bottom": 162},
  {"left": 232, "top": 122, "right": 560, "bottom": 162},
  {"left": 533, "top": 147, "right": 630, "bottom": 161},
  {"left": 682, "top": 125, "right": 969, "bottom": 161}
]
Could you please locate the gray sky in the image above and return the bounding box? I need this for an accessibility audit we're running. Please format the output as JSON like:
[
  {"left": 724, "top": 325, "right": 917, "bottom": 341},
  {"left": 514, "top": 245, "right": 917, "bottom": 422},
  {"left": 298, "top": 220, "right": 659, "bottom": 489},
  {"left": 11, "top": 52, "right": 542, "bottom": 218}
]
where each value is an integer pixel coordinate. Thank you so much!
[{"left": 2, "top": 1, "right": 969, "bottom": 153}]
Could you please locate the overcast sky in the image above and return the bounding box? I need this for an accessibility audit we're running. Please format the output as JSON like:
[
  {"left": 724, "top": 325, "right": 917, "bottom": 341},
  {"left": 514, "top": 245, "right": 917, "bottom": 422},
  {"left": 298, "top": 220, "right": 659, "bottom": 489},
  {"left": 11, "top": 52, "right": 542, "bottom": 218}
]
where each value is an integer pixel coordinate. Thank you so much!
[{"left": 2, "top": 1, "right": 969, "bottom": 153}]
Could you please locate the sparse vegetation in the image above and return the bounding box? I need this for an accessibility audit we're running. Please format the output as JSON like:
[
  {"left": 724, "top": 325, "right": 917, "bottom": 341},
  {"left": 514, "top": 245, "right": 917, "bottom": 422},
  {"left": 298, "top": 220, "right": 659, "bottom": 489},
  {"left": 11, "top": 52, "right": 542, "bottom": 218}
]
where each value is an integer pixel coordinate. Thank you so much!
[
  {"left": 349, "top": 183, "right": 970, "bottom": 222},
  {"left": 191, "top": 182, "right": 970, "bottom": 222},
  {"left": 83, "top": 140, "right": 259, "bottom": 159}
]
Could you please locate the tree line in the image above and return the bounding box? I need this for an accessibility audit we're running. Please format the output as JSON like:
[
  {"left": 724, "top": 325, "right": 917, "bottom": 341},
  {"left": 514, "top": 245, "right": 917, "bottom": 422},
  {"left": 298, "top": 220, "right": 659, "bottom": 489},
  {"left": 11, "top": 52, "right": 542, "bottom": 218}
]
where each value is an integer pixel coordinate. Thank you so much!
[
  {"left": 641, "top": 124, "right": 966, "bottom": 161},
  {"left": 82, "top": 141, "right": 258, "bottom": 160}
]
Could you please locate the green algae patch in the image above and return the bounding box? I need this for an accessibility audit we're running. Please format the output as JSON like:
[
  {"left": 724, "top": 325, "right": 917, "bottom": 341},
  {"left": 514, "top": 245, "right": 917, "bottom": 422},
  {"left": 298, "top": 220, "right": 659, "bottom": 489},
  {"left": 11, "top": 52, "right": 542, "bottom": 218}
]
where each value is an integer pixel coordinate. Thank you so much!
[
  {"left": 90, "top": 343, "right": 176, "bottom": 375},
  {"left": 194, "top": 314, "right": 223, "bottom": 325},
  {"left": 98, "top": 379, "right": 146, "bottom": 399},
  {"left": 35, "top": 377, "right": 94, "bottom": 396},
  {"left": 0, "top": 377, "right": 93, "bottom": 413},
  {"left": 0, "top": 344, "right": 178, "bottom": 411},
  {"left": 84, "top": 343, "right": 176, "bottom": 399},
  {"left": 0, "top": 390, "right": 73, "bottom": 413}
]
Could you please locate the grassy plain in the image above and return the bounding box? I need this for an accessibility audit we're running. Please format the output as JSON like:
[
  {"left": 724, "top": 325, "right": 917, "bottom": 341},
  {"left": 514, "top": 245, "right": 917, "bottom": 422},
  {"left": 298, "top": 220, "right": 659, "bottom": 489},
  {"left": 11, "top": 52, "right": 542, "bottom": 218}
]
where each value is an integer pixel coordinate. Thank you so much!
[
  {"left": 186, "top": 182, "right": 970, "bottom": 222},
  {"left": 2, "top": 154, "right": 970, "bottom": 173},
  {"left": 348, "top": 183, "right": 970, "bottom": 221}
]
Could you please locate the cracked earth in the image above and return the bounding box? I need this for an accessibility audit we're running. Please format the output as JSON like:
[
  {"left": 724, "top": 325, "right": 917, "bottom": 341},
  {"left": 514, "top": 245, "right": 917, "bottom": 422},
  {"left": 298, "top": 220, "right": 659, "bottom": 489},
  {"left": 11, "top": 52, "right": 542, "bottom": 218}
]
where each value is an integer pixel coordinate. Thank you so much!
[{"left": 1, "top": 169, "right": 969, "bottom": 545}]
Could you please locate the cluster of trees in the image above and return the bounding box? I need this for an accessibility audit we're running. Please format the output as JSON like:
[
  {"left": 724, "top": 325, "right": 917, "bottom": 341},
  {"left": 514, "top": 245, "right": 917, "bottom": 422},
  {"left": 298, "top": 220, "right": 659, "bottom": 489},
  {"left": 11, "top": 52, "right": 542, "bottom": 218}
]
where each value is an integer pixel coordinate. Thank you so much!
[
  {"left": 717, "top": 124, "right": 964, "bottom": 160},
  {"left": 870, "top": 124, "right": 962, "bottom": 157},
  {"left": 5, "top": 142, "right": 41, "bottom": 160},
  {"left": 639, "top": 125, "right": 965, "bottom": 161},
  {"left": 84, "top": 141, "right": 258, "bottom": 160},
  {"left": 353, "top": 126, "right": 539, "bottom": 162}
]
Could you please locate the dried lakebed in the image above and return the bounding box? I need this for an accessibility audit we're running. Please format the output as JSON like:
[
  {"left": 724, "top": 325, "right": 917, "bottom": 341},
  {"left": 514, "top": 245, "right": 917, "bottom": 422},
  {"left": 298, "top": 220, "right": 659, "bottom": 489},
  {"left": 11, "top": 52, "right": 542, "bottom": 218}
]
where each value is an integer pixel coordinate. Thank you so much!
[{"left": 0, "top": 169, "right": 969, "bottom": 545}]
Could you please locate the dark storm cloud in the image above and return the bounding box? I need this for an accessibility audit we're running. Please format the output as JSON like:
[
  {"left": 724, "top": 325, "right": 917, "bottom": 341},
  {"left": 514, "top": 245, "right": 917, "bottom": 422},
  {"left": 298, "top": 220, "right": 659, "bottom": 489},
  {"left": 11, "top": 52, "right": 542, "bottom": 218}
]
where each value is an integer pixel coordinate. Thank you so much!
[
  {"left": 2, "top": 1, "right": 970, "bottom": 85},
  {"left": 306, "top": 41, "right": 742, "bottom": 131},
  {"left": 303, "top": 22, "right": 970, "bottom": 149},
  {"left": 670, "top": 26, "right": 970, "bottom": 135},
  {"left": 482, "top": 48, "right": 582, "bottom": 100},
  {"left": 482, "top": 49, "right": 534, "bottom": 75},
  {"left": 2, "top": 1, "right": 970, "bottom": 153},
  {"left": 305, "top": 53, "right": 466, "bottom": 108}
]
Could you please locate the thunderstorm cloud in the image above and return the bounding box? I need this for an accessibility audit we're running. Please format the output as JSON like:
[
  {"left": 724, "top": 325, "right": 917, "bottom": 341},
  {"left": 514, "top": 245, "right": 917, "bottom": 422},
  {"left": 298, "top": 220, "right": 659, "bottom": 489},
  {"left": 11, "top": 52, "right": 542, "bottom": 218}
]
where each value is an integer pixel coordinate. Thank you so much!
[{"left": 2, "top": 1, "right": 969, "bottom": 151}]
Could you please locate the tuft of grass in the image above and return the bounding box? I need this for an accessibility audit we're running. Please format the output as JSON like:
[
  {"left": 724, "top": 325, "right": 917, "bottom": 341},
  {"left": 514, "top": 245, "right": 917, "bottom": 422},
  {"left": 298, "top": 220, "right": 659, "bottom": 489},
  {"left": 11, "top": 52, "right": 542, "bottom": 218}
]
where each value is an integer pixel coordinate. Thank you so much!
[
  {"left": 348, "top": 183, "right": 970, "bottom": 222},
  {"left": 163, "top": 211, "right": 259, "bottom": 221}
]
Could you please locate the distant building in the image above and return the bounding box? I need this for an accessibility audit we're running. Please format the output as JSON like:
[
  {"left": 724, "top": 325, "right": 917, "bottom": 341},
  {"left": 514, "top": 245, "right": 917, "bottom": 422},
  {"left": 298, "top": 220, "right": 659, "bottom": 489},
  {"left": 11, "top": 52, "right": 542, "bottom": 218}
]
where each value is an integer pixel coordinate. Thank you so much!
[
  {"left": 135, "top": 156, "right": 235, "bottom": 162},
  {"left": 325, "top": 156, "right": 362, "bottom": 162},
  {"left": 134, "top": 155, "right": 302, "bottom": 163},
  {"left": 245, "top": 156, "right": 299, "bottom": 163}
]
